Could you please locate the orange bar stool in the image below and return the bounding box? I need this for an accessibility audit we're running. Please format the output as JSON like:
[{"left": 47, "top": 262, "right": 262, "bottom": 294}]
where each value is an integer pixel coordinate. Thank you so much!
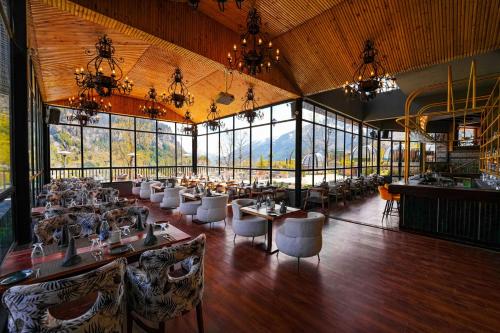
[{"left": 378, "top": 185, "right": 399, "bottom": 219}]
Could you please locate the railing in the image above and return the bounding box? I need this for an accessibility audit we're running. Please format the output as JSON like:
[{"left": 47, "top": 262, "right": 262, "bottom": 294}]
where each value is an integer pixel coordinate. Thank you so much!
[
  {"left": 50, "top": 166, "right": 195, "bottom": 182},
  {"left": 0, "top": 168, "right": 11, "bottom": 192}
]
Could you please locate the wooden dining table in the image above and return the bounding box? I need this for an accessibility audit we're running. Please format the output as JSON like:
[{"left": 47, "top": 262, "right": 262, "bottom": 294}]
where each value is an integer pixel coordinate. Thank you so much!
[
  {"left": 0, "top": 224, "right": 191, "bottom": 294},
  {"left": 240, "top": 204, "right": 304, "bottom": 254}
]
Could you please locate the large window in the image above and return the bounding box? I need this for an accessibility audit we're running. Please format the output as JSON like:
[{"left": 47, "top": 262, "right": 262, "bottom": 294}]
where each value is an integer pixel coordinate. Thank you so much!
[
  {"left": 49, "top": 109, "right": 194, "bottom": 181},
  {"left": 301, "top": 101, "right": 365, "bottom": 186},
  {"left": 196, "top": 102, "right": 296, "bottom": 186}
]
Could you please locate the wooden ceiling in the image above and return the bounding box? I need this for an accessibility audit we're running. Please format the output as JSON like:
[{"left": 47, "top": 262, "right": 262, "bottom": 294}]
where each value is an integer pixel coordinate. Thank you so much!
[{"left": 28, "top": 0, "right": 500, "bottom": 122}]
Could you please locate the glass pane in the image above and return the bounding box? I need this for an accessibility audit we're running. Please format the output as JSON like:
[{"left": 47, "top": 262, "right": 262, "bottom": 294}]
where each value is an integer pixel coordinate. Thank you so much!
[
  {"left": 83, "top": 127, "right": 109, "bottom": 167},
  {"left": 345, "top": 132, "right": 352, "bottom": 170},
  {"left": 345, "top": 119, "right": 352, "bottom": 132},
  {"left": 207, "top": 133, "right": 219, "bottom": 166},
  {"left": 315, "top": 107, "right": 326, "bottom": 125},
  {"left": 234, "top": 169, "right": 250, "bottom": 183},
  {"left": 272, "top": 170, "right": 295, "bottom": 187},
  {"left": 327, "top": 111, "right": 335, "bottom": 127},
  {"left": 352, "top": 134, "right": 359, "bottom": 167},
  {"left": 352, "top": 120, "right": 359, "bottom": 134},
  {"left": 234, "top": 129, "right": 250, "bottom": 167},
  {"left": 0, "top": 11, "right": 10, "bottom": 191},
  {"left": 197, "top": 135, "right": 207, "bottom": 166},
  {"left": 251, "top": 125, "right": 270, "bottom": 169},
  {"left": 158, "top": 133, "right": 175, "bottom": 166},
  {"left": 251, "top": 169, "right": 270, "bottom": 184},
  {"left": 111, "top": 130, "right": 134, "bottom": 167},
  {"left": 136, "top": 132, "right": 156, "bottom": 166},
  {"left": 177, "top": 135, "right": 192, "bottom": 166},
  {"left": 314, "top": 125, "right": 325, "bottom": 168},
  {"left": 326, "top": 128, "right": 336, "bottom": 168},
  {"left": 336, "top": 130, "right": 344, "bottom": 168},
  {"left": 272, "top": 121, "right": 295, "bottom": 169},
  {"left": 234, "top": 115, "right": 249, "bottom": 129},
  {"left": 272, "top": 102, "right": 293, "bottom": 122},
  {"left": 136, "top": 118, "right": 156, "bottom": 132},
  {"left": 111, "top": 114, "right": 134, "bottom": 130},
  {"left": 220, "top": 116, "right": 233, "bottom": 131},
  {"left": 220, "top": 131, "right": 233, "bottom": 167},
  {"left": 336, "top": 115, "right": 345, "bottom": 130},
  {"left": 50, "top": 125, "right": 81, "bottom": 168},
  {"left": 301, "top": 122, "right": 313, "bottom": 170},
  {"left": 303, "top": 102, "right": 314, "bottom": 122},
  {"left": 92, "top": 112, "right": 109, "bottom": 128},
  {"left": 197, "top": 123, "right": 206, "bottom": 135},
  {"left": 252, "top": 107, "right": 270, "bottom": 126},
  {"left": 158, "top": 121, "right": 175, "bottom": 133}
]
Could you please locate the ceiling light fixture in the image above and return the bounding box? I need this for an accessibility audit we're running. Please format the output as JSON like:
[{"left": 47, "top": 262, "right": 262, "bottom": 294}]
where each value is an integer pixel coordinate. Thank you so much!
[
  {"left": 74, "top": 35, "right": 133, "bottom": 98},
  {"left": 140, "top": 87, "right": 167, "bottom": 119},
  {"left": 343, "top": 40, "right": 397, "bottom": 102},
  {"left": 205, "top": 101, "right": 223, "bottom": 131},
  {"left": 238, "top": 86, "right": 263, "bottom": 124},
  {"left": 163, "top": 68, "right": 194, "bottom": 109},
  {"left": 227, "top": 7, "right": 280, "bottom": 76},
  {"left": 67, "top": 90, "right": 111, "bottom": 126},
  {"left": 181, "top": 110, "right": 197, "bottom": 136}
]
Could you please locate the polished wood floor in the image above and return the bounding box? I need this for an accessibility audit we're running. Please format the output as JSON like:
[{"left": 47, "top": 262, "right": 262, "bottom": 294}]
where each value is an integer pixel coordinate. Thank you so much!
[
  {"left": 328, "top": 193, "right": 399, "bottom": 229},
  {"left": 134, "top": 198, "right": 500, "bottom": 333}
]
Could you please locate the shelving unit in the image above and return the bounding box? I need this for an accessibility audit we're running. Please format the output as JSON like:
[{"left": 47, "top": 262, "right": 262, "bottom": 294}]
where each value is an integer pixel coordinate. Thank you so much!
[{"left": 479, "top": 78, "right": 500, "bottom": 177}]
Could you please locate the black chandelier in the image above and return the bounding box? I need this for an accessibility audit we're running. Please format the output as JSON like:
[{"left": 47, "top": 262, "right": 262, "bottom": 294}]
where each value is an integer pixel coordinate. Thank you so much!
[
  {"left": 67, "top": 89, "right": 111, "bottom": 126},
  {"left": 163, "top": 68, "right": 194, "bottom": 109},
  {"left": 227, "top": 7, "right": 280, "bottom": 76},
  {"left": 188, "top": 0, "right": 243, "bottom": 11},
  {"left": 238, "top": 86, "right": 263, "bottom": 124},
  {"left": 74, "top": 35, "right": 133, "bottom": 98},
  {"left": 205, "top": 102, "right": 223, "bottom": 131},
  {"left": 181, "top": 110, "right": 197, "bottom": 136},
  {"left": 343, "top": 40, "right": 396, "bottom": 102},
  {"left": 140, "top": 87, "right": 167, "bottom": 119}
]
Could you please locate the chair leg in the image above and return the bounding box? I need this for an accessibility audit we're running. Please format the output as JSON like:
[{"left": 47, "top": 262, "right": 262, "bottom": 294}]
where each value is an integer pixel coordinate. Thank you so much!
[
  {"left": 317, "top": 254, "right": 320, "bottom": 262},
  {"left": 276, "top": 251, "right": 279, "bottom": 258},
  {"left": 196, "top": 302, "right": 204, "bottom": 333},
  {"left": 224, "top": 218, "right": 226, "bottom": 228},
  {"left": 251, "top": 236, "right": 255, "bottom": 246},
  {"left": 233, "top": 234, "right": 236, "bottom": 244},
  {"left": 297, "top": 257, "right": 300, "bottom": 271},
  {"left": 127, "top": 313, "right": 133, "bottom": 333}
]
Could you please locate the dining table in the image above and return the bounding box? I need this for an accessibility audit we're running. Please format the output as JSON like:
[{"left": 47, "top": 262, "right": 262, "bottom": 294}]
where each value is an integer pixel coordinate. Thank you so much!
[
  {"left": 240, "top": 204, "right": 304, "bottom": 254},
  {"left": 0, "top": 224, "right": 191, "bottom": 294}
]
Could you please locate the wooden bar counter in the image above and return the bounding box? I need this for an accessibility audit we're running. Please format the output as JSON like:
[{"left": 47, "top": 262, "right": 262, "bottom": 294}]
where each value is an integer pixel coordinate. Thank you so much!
[{"left": 389, "top": 179, "right": 500, "bottom": 250}]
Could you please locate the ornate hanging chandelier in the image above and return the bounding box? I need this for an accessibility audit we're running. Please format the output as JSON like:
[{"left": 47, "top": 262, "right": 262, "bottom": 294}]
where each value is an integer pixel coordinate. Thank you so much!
[
  {"left": 140, "top": 87, "right": 167, "bottom": 119},
  {"left": 238, "top": 86, "right": 263, "bottom": 124},
  {"left": 343, "top": 40, "right": 397, "bottom": 102},
  {"left": 227, "top": 7, "right": 280, "bottom": 76},
  {"left": 163, "top": 68, "right": 194, "bottom": 109},
  {"left": 188, "top": 0, "right": 243, "bottom": 11},
  {"left": 181, "top": 110, "right": 197, "bottom": 136},
  {"left": 67, "top": 89, "right": 111, "bottom": 126},
  {"left": 205, "top": 102, "right": 222, "bottom": 131},
  {"left": 74, "top": 35, "right": 133, "bottom": 98}
]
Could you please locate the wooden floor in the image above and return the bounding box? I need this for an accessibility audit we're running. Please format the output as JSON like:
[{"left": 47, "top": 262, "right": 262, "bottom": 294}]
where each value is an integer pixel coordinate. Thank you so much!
[
  {"left": 328, "top": 193, "right": 399, "bottom": 229},
  {"left": 136, "top": 198, "right": 500, "bottom": 333}
]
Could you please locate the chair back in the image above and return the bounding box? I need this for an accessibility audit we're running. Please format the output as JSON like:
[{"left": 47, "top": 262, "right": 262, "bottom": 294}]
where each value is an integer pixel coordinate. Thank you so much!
[
  {"left": 102, "top": 206, "right": 149, "bottom": 229},
  {"left": 2, "top": 259, "right": 126, "bottom": 333},
  {"left": 378, "top": 185, "right": 393, "bottom": 201},
  {"left": 232, "top": 199, "right": 255, "bottom": 219},
  {"left": 201, "top": 195, "right": 228, "bottom": 210},
  {"left": 164, "top": 186, "right": 185, "bottom": 197},
  {"left": 281, "top": 212, "right": 324, "bottom": 238},
  {"left": 127, "top": 235, "right": 206, "bottom": 321},
  {"left": 34, "top": 213, "right": 101, "bottom": 244}
]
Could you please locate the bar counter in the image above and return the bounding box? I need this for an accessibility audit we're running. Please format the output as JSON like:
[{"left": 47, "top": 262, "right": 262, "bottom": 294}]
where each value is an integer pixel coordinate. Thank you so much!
[{"left": 389, "top": 179, "right": 500, "bottom": 250}]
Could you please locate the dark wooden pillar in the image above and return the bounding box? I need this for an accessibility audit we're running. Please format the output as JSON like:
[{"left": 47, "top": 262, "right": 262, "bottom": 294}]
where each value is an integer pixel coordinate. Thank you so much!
[
  {"left": 294, "top": 98, "right": 303, "bottom": 208},
  {"left": 11, "top": 0, "right": 31, "bottom": 245},
  {"left": 192, "top": 126, "right": 197, "bottom": 175}
]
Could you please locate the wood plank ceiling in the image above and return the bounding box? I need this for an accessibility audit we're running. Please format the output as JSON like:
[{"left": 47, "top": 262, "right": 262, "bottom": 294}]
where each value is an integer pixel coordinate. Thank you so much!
[{"left": 28, "top": 0, "right": 500, "bottom": 122}]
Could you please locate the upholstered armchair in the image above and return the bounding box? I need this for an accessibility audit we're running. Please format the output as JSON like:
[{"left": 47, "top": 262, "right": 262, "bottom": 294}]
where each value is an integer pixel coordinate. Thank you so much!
[
  {"left": 34, "top": 213, "right": 101, "bottom": 244},
  {"left": 132, "top": 183, "right": 141, "bottom": 196},
  {"left": 102, "top": 206, "right": 149, "bottom": 229},
  {"left": 196, "top": 195, "right": 228, "bottom": 228},
  {"left": 139, "top": 181, "right": 161, "bottom": 199},
  {"left": 126, "top": 235, "right": 206, "bottom": 333},
  {"left": 276, "top": 212, "right": 325, "bottom": 265},
  {"left": 94, "top": 187, "right": 120, "bottom": 203},
  {"left": 43, "top": 206, "right": 68, "bottom": 219},
  {"left": 179, "top": 188, "right": 202, "bottom": 221},
  {"left": 231, "top": 199, "right": 267, "bottom": 244},
  {"left": 160, "top": 186, "right": 185, "bottom": 209},
  {"left": 2, "top": 258, "right": 126, "bottom": 333},
  {"left": 99, "top": 200, "right": 133, "bottom": 214},
  {"left": 149, "top": 184, "right": 165, "bottom": 203}
]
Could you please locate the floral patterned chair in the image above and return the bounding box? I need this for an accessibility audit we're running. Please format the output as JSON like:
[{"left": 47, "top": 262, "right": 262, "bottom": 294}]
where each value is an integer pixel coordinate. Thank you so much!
[
  {"left": 126, "top": 234, "right": 206, "bottom": 333},
  {"left": 101, "top": 206, "right": 149, "bottom": 229},
  {"left": 2, "top": 258, "right": 127, "bottom": 333},
  {"left": 34, "top": 213, "right": 101, "bottom": 244}
]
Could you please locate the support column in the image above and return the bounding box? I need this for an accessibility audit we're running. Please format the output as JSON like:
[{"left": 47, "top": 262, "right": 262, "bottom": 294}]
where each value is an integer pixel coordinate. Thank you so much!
[
  {"left": 192, "top": 126, "right": 197, "bottom": 175},
  {"left": 294, "top": 99, "right": 303, "bottom": 208},
  {"left": 11, "top": 0, "right": 31, "bottom": 245}
]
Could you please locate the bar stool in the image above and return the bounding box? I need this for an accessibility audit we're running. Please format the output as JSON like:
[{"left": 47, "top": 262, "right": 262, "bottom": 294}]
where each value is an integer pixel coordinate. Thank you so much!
[{"left": 378, "top": 185, "right": 399, "bottom": 221}]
